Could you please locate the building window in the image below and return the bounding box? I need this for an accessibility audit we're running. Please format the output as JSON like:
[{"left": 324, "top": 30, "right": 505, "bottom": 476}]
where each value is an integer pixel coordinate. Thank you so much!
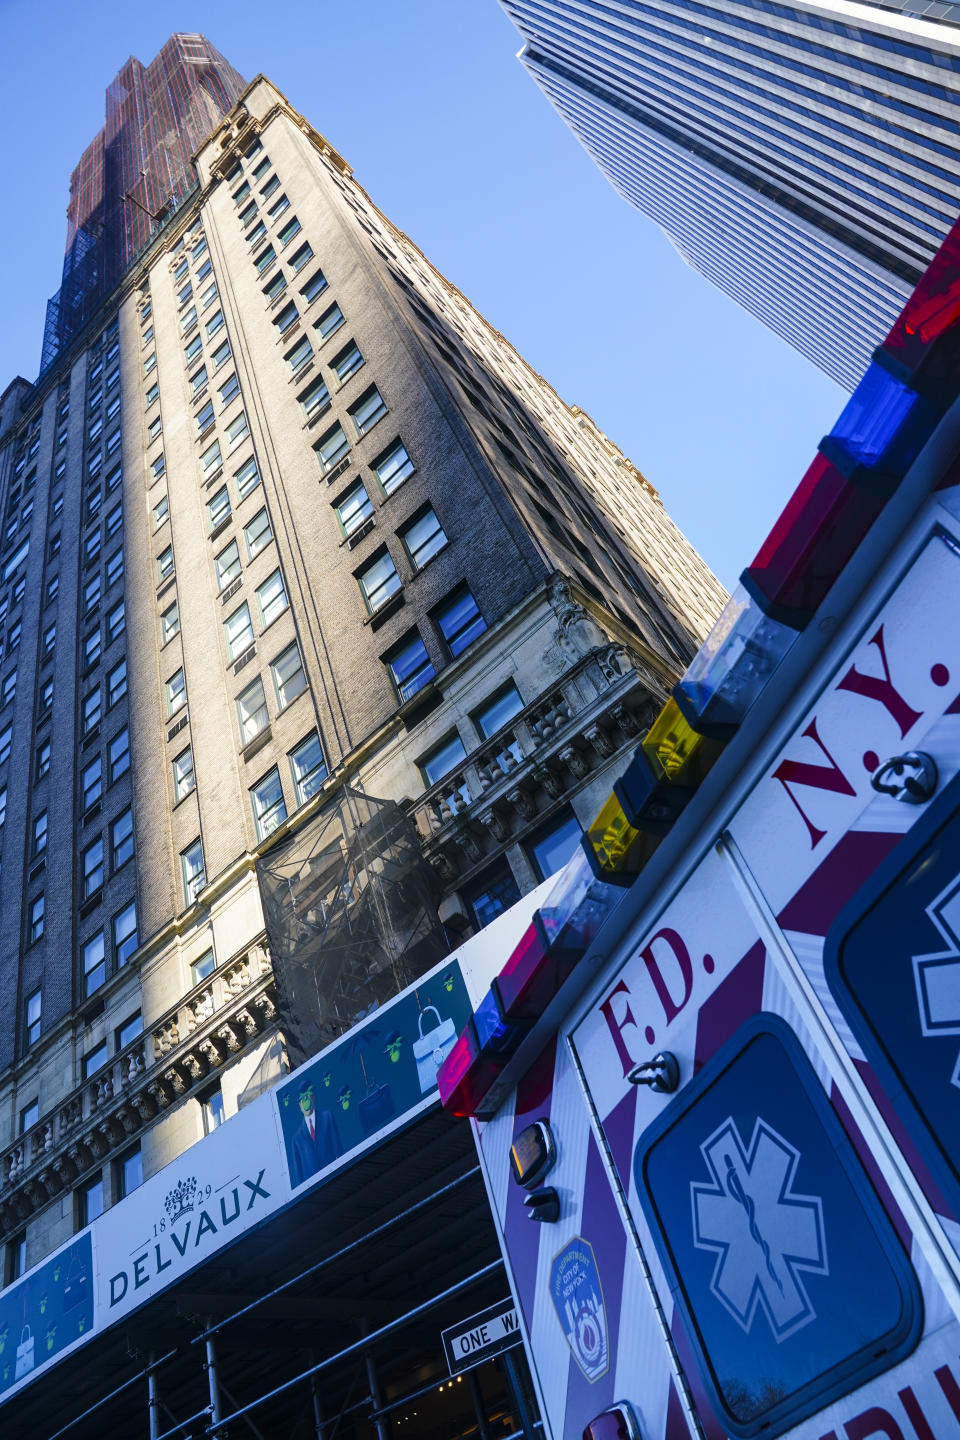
[
  {"left": 274, "top": 301, "right": 298, "bottom": 335},
  {"left": 243, "top": 508, "right": 273, "bottom": 559},
  {"left": 224, "top": 604, "right": 254, "bottom": 661},
  {"left": 474, "top": 683, "right": 524, "bottom": 740},
  {"left": 251, "top": 768, "right": 287, "bottom": 841},
  {"left": 5, "top": 1234, "right": 27, "bottom": 1285},
  {"left": 147, "top": 415, "right": 162, "bottom": 445},
  {"left": 78, "top": 1174, "right": 104, "bottom": 1227},
  {"left": 335, "top": 481, "right": 372, "bottom": 538},
  {"left": 196, "top": 399, "right": 215, "bottom": 434},
  {"left": 302, "top": 272, "right": 330, "bottom": 308},
  {"left": 208, "top": 486, "right": 231, "bottom": 531},
  {"left": 157, "top": 546, "right": 174, "bottom": 583},
  {"left": 290, "top": 241, "right": 313, "bottom": 273},
  {"left": 105, "top": 549, "right": 124, "bottom": 589},
  {"left": 84, "top": 1036, "right": 108, "bottom": 1076},
  {"left": 211, "top": 337, "right": 232, "bottom": 371},
  {"left": 84, "top": 574, "right": 102, "bottom": 614},
  {"left": 246, "top": 221, "right": 267, "bottom": 249},
  {"left": 399, "top": 507, "right": 447, "bottom": 570},
  {"left": 145, "top": 382, "right": 159, "bottom": 408},
  {"left": 81, "top": 757, "right": 102, "bottom": 813},
  {"left": 316, "top": 423, "right": 349, "bottom": 474},
  {"left": 201, "top": 281, "right": 219, "bottom": 311},
  {"left": 0, "top": 725, "right": 11, "bottom": 766},
  {"left": 289, "top": 732, "right": 328, "bottom": 805},
  {"left": 116, "top": 1146, "right": 142, "bottom": 1199},
  {"left": 108, "top": 727, "right": 130, "bottom": 782},
  {"left": 24, "top": 989, "right": 41, "bottom": 1048},
  {"left": 201, "top": 1087, "right": 225, "bottom": 1134},
  {"left": 31, "top": 811, "right": 47, "bottom": 857},
  {"left": 173, "top": 748, "right": 195, "bottom": 801},
  {"left": 357, "top": 549, "right": 401, "bottom": 614},
  {"left": 184, "top": 334, "right": 202, "bottom": 365},
  {"left": 35, "top": 740, "right": 50, "bottom": 781},
  {"left": 83, "top": 933, "right": 105, "bottom": 994},
  {"left": 256, "top": 570, "right": 288, "bottom": 627},
  {"left": 107, "top": 600, "right": 125, "bottom": 643},
  {"left": 236, "top": 456, "right": 260, "bottom": 499},
  {"left": 82, "top": 687, "right": 101, "bottom": 735},
  {"left": 225, "top": 410, "right": 249, "bottom": 449},
  {"left": 182, "top": 840, "right": 205, "bottom": 905},
  {"left": 463, "top": 860, "right": 522, "bottom": 931},
  {"left": 82, "top": 837, "right": 104, "bottom": 898},
  {"left": 113, "top": 901, "right": 138, "bottom": 966},
  {"left": 419, "top": 734, "right": 467, "bottom": 789},
  {"left": 161, "top": 601, "right": 180, "bottom": 645},
  {"left": 528, "top": 810, "right": 583, "bottom": 883},
  {"left": 254, "top": 244, "right": 276, "bottom": 274},
  {"left": 215, "top": 540, "right": 241, "bottom": 591},
  {"left": 271, "top": 642, "right": 306, "bottom": 710},
  {"left": 42, "top": 621, "right": 56, "bottom": 656},
  {"left": 331, "top": 341, "right": 365, "bottom": 386},
  {"left": 434, "top": 585, "right": 486, "bottom": 657},
  {"left": 206, "top": 311, "right": 226, "bottom": 342},
  {"left": 285, "top": 337, "right": 314, "bottom": 375},
  {"left": 166, "top": 669, "right": 186, "bottom": 716},
  {"left": 236, "top": 678, "right": 269, "bottom": 746},
  {"left": 154, "top": 494, "right": 169, "bottom": 529},
  {"left": 190, "top": 364, "right": 208, "bottom": 397},
  {"left": 190, "top": 947, "right": 215, "bottom": 985},
  {"left": 219, "top": 372, "right": 240, "bottom": 407},
  {"left": 263, "top": 270, "right": 286, "bottom": 303},
  {"left": 111, "top": 808, "right": 134, "bottom": 871},
  {"left": 116, "top": 1011, "right": 142, "bottom": 1049},
  {"left": 299, "top": 375, "right": 329, "bottom": 421},
  {"left": 20, "top": 1100, "right": 38, "bottom": 1135},
  {"left": 38, "top": 679, "right": 54, "bottom": 716},
  {"left": 372, "top": 439, "right": 414, "bottom": 495},
  {"left": 267, "top": 192, "right": 290, "bottom": 220},
  {"left": 152, "top": 453, "right": 166, "bottom": 482},
  {"left": 28, "top": 894, "right": 44, "bottom": 944},
  {"left": 1, "top": 670, "right": 16, "bottom": 707},
  {"left": 276, "top": 216, "right": 302, "bottom": 247},
  {"left": 348, "top": 386, "right": 387, "bottom": 437},
  {"left": 201, "top": 439, "right": 222, "bottom": 477},
  {"left": 107, "top": 657, "right": 127, "bottom": 708}
]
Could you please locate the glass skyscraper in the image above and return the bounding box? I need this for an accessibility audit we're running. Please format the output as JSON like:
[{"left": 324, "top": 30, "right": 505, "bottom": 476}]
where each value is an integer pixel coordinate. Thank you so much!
[{"left": 498, "top": 0, "right": 960, "bottom": 388}]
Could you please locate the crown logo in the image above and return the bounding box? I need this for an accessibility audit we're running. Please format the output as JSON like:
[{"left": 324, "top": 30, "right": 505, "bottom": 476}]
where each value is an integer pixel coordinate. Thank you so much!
[{"left": 164, "top": 1176, "right": 199, "bottom": 1226}]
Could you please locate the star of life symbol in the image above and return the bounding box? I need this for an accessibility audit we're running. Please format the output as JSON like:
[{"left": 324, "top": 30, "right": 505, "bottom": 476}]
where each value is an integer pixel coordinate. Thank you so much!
[
  {"left": 913, "top": 871, "right": 960, "bottom": 1087},
  {"left": 691, "top": 1116, "right": 828, "bottom": 1343}
]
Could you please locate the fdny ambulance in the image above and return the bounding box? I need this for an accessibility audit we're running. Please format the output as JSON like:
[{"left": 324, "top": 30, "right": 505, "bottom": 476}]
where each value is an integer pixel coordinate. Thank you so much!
[{"left": 439, "top": 221, "right": 960, "bottom": 1440}]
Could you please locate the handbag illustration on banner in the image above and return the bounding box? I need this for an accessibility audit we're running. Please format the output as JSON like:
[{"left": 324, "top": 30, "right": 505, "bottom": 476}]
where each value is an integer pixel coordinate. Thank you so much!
[
  {"left": 63, "top": 1247, "right": 90, "bottom": 1313},
  {"left": 414, "top": 1005, "right": 457, "bottom": 1094},
  {"left": 15, "top": 1325, "right": 34, "bottom": 1381}
]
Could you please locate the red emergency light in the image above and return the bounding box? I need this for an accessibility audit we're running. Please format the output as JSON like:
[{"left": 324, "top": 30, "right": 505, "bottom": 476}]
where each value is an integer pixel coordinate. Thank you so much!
[
  {"left": 881, "top": 213, "right": 960, "bottom": 389},
  {"left": 741, "top": 453, "right": 886, "bottom": 627},
  {"left": 436, "top": 1018, "right": 504, "bottom": 1120}
]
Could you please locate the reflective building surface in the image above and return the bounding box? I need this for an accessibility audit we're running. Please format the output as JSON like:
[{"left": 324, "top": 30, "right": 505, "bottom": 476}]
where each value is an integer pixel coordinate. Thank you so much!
[{"left": 499, "top": 0, "right": 960, "bottom": 389}]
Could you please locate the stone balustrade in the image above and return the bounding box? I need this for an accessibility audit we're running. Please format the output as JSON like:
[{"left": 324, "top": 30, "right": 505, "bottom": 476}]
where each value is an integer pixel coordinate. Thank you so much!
[
  {"left": 412, "top": 644, "right": 666, "bottom": 878},
  {"left": 0, "top": 936, "right": 276, "bottom": 1236}
]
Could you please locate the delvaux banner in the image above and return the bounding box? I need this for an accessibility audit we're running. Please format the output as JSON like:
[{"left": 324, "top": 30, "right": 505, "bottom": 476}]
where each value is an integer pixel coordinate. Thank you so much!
[{"left": 0, "top": 956, "right": 473, "bottom": 1404}]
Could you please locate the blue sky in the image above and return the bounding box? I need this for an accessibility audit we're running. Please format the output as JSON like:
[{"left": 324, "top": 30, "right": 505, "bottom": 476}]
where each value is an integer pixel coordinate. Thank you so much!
[{"left": 0, "top": 0, "right": 845, "bottom": 591}]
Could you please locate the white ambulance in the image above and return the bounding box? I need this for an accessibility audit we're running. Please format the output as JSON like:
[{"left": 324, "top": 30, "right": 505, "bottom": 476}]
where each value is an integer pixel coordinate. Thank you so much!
[{"left": 440, "top": 222, "right": 960, "bottom": 1440}]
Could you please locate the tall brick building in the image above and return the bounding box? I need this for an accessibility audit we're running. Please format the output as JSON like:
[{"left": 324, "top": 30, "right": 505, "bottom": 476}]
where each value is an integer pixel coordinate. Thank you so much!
[{"left": 0, "top": 39, "right": 724, "bottom": 1434}]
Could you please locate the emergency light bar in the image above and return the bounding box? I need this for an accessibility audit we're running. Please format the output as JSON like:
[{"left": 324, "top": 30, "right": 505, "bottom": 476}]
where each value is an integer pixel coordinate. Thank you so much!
[{"left": 437, "top": 210, "right": 960, "bottom": 1122}]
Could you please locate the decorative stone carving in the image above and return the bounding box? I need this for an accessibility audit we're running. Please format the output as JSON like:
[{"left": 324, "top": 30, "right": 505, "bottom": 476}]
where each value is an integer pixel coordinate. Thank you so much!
[
  {"left": 506, "top": 785, "right": 537, "bottom": 822},
  {"left": 218, "top": 1024, "right": 243, "bottom": 1055},
  {"left": 532, "top": 763, "right": 565, "bottom": 800},
  {"left": 477, "top": 806, "right": 510, "bottom": 844},
  {"left": 584, "top": 723, "right": 615, "bottom": 759},
  {"left": 559, "top": 743, "right": 591, "bottom": 779},
  {"left": 611, "top": 701, "right": 643, "bottom": 740},
  {"left": 549, "top": 576, "right": 610, "bottom": 665}
]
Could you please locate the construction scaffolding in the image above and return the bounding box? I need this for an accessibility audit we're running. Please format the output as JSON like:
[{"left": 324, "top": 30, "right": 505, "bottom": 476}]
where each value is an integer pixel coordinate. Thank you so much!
[{"left": 257, "top": 787, "right": 451, "bottom": 1067}]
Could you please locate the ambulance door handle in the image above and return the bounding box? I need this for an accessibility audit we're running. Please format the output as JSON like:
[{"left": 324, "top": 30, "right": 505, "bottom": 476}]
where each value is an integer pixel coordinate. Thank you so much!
[
  {"left": 627, "top": 1051, "right": 680, "bottom": 1093},
  {"left": 870, "top": 751, "right": 938, "bottom": 804}
]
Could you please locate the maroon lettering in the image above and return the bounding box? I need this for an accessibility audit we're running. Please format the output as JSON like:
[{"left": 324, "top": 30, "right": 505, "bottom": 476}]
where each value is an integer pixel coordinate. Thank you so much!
[
  {"left": 599, "top": 980, "right": 638, "bottom": 1078},
  {"left": 935, "top": 1364, "right": 960, "bottom": 1424},
  {"left": 844, "top": 1408, "right": 905, "bottom": 1440},
  {"left": 837, "top": 626, "right": 923, "bottom": 739},
  {"left": 641, "top": 928, "right": 694, "bottom": 1028},
  {"left": 772, "top": 717, "right": 856, "bottom": 848},
  {"left": 898, "top": 1387, "right": 936, "bottom": 1440}
]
